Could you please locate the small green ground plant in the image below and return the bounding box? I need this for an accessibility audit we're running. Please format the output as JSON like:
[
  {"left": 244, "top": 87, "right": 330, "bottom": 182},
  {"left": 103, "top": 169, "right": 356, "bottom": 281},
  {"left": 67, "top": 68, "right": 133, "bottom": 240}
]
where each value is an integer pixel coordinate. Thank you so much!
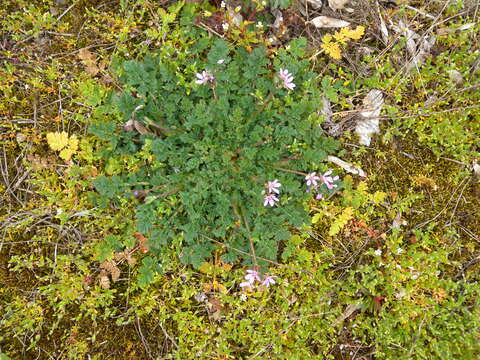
[{"left": 89, "top": 30, "right": 338, "bottom": 277}]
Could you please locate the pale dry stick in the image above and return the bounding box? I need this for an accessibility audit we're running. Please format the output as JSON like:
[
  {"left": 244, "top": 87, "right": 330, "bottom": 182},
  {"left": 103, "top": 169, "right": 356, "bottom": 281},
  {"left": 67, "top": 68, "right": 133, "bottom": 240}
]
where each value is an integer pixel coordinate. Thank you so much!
[
  {"left": 455, "top": 256, "right": 480, "bottom": 280},
  {"left": 408, "top": 314, "right": 427, "bottom": 357},
  {"left": 439, "top": 157, "right": 467, "bottom": 166},
  {"left": 195, "top": 22, "right": 226, "bottom": 39},
  {"left": 421, "top": 72, "right": 480, "bottom": 114},
  {"left": 250, "top": 310, "right": 336, "bottom": 359},
  {"left": 12, "top": 1, "right": 79, "bottom": 49},
  {"left": 11, "top": 169, "right": 30, "bottom": 193},
  {"left": 372, "top": 0, "right": 450, "bottom": 94},
  {"left": 242, "top": 212, "right": 259, "bottom": 270},
  {"left": 201, "top": 234, "right": 313, "bottom": 276},
  {"left": 49, "top": 42, "right": 114, "bottom": 60},
  {"left": 412, "top": 49, "right": 429, "bottom": 97},
  {"left": 328, "top": 102, "right": 479, "bottom": 120},
  {"left": 1, "top": 146, "right": 22, "bottom": 205},
  {"left": 58, "top": 83, "right": 64, "bottom": 128},
  {"left": 371, "top": 0, "right": 439, "bottom": 64},
  {"left": 56, "top": 1, "right": 79, "bottom": 22},
  {"left": 458, "top": 226, "right": 479, "bottom": 242},
  {"left": 44, "top": 31, "right": 75, "bottom": 37},
  {"left": 404, "top": 5, "right": 436, "bottom": 19},
  {"left": 135, "top": 317, "right": 155, "bottom": 360},
  {"left": 414, "top": 175, "right": 469, "bottom": 229},
  {"left": 377, "top": 104, "right": 480, "bottom": 121},
  {"left": 159, "top": 322, "right": 179, "bottom": 350},
  {"left": 33, "top": 95, "right": 38, "bottom": 127},
  {"left": 448, "top": 177, "right": 471, "bottom": 224}
]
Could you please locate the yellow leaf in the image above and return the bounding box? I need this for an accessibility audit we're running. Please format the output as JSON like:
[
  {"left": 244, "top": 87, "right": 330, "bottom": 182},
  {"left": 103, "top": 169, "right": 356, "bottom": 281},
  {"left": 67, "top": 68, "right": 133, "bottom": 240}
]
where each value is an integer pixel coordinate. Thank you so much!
[
  {"left": 334, "top": 28, "right": 349, "bottom": 43},
  {"left": 312, "top": 213, "right": 322, "bottom": 224},
  {"left": 371, "top": 191, "right": 387, "bottom": 204},
  {"left": 67, "top": 135, "right": 79, "bottom": 152},
  {"left": 46, "top": 131, "right": 69, "bottom": 151},
  {"left": 47, "top": 132, "right": 79, "bottom": 160},
  {"left": 349, "top": 25, "right": 365, "bottom": 40},
  {"left": 328, "top": 207, "right": 354, "bottom": 236},
  {"left": 322, "top": 33, "right": 333, "bottom": 43},
  {"left": 59, "top": 148, "right": 75, "bottom": 161},
  {"left": 199, "top": 262, "right": 214, "bottom": 275},
  {"left": 321, "top": 41, "right": 342, "bottom": 60}
]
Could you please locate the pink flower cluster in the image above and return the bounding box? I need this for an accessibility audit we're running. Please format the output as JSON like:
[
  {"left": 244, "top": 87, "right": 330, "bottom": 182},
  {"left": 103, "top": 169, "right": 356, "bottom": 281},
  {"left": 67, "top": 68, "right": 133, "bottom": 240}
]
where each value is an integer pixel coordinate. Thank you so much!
[
  {"left": 240, "top": 269, "right": 276, "bottom": 289},
  {"left": 305, "top": 170, "right": 339, "bottom": 199},
  {"left": 195, "top": 70, "right": 215, "bottom": 85},
  {"left": 278, "top": 69, "right": 296, "bottom": 90},
  {"left": 264, "top": 179, "right": 281, "bottom": 207}
]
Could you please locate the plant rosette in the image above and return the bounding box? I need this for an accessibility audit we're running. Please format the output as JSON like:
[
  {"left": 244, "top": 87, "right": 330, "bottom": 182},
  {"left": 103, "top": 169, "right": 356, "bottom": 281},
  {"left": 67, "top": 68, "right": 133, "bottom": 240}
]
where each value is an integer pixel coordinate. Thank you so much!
[{"left": 90, "top": 36, "right": 339, "bottom": 278}]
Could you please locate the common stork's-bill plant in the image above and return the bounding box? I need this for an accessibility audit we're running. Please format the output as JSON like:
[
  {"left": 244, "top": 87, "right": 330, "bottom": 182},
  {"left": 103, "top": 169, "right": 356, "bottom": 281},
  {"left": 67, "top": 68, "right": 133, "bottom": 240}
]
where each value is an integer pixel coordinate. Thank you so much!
[{"left": 89, "top": 34, "right": 339, "bottom": 283}]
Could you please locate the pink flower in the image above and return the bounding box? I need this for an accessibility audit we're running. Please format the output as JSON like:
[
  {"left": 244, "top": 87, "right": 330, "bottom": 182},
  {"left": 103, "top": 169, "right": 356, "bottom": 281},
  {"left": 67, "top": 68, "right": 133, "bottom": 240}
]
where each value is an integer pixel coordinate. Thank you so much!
[
  {"left": 240, "top": 280, "right": 253, "bottom": 288},
  {"left": 245, "top": 269, "right": 261, "bottom": 283},
  {"left": 195, "top": 70, "right": 215, "bottom": 85},
  {"left": 264, "top": 194, "right": 279, "bottom": 207},
  {"left": 266, "top": 179, "right": 281, "bottom": 194},
  {"left": 240, "top": 269, "right": 261, "bottom": 288},
  {"left": 321, "top": 170, "right": 339, "bottom": 190},
  {"left": 315, "top": 193, "right": 323, "bottom": 200},
  {"left": 261, "top": 275, "right": 276, "bottom": 287},
  {"left": 305, "top": 172, "right": 321, "bottom": 187},
  {"left": 278, "top": 68, "right": 296, "bottom": 90}
]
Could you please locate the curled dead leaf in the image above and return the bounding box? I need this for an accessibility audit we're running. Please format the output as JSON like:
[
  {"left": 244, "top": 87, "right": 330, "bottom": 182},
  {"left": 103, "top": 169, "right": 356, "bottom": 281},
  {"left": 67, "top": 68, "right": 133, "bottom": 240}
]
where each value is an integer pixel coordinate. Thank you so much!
[
  {"left": 310, "top": 16, "right": 350, "bottom": 28},
  {"left": 473, "top": 161, "right": 480, "bottom": 178},
  {"left": 327, "top": 155, "right": 366, "bottom": 177},
  {"left": 328, "top": 0, "right": 349, "bottom": 10},
  {"left": 133, "top": 120, "right": 154, "bottom": 135},
  {"left": 355, "top": 90, "right": 384, "bottom": 146}
]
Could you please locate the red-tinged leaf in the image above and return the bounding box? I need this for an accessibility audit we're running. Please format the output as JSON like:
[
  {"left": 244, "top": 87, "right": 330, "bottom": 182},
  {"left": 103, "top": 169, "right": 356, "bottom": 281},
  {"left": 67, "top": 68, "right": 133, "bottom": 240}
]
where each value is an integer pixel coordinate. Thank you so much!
[{"left": 373, "top": 296, "right": 385, "bottom": 312}]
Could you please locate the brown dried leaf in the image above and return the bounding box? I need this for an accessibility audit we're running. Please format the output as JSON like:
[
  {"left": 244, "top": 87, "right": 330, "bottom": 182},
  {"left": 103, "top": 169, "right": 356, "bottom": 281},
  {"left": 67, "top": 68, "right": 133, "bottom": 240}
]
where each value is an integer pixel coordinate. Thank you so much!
[
  {"left": 114, "top": 251, "right": 126, "bottom": 262},
  {"left": 100, "top": 260, "right": 121, "bottom": 282},
  {"left": 126, "top": 253, "right": 137, "bottom": 266},
  {"left": 78, "top": 48, "right": 100, "bottom": 76},
  {"left": 98, "top": 271, "right": 110, "bottom": 289},
  {"left": 115, "top": 249, "right": 136, "bottom": 266},
  {"left": 134, "top": 232, "right": 150, "bottom": 253},
  {"left": 206, "top": 297, "right": 224, "bottom": 322},
  {"left": 133, "top": 120, "right": 153, "bottom": 135},
  {"left": 208, "top": 297, "right": 224, "bottom": 312},
  {"left": 26, "top": 154, "right": 51, "bottom": 171}
]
